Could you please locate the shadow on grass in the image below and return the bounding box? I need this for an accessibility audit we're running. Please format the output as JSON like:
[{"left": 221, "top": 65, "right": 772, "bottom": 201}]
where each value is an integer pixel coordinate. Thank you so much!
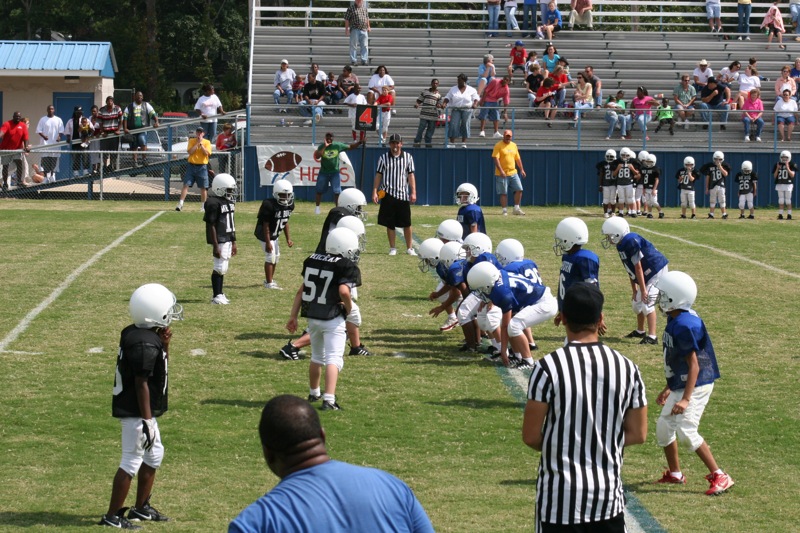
[
  {"left": 200, "top": 398, "right": 266, "bottom": 409},
  {"left": 0, "top": 512, "right": 96, "bottom": 527},
  {"left": 500, "top": 478, "right": 536, "bottom": 486},
  {"left": 427, "top": 398, "right": 524, "bottom": 409},
  {"left": 241, "top": 349, "right": 299, "bottom": 360},
  {"left": 236, "top": 331, "right": 293, "bottom": 341}
]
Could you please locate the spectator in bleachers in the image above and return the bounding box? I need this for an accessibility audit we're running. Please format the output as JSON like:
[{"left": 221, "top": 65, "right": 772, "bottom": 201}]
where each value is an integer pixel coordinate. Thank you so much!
[
  {"left": 542, "top": 43, "right": 560, "bottom": 75},
  {"left": 367, "top": 66, "right": 396, "bottom": 109},
  {"left": 376, "top": 86, "right": 394, "bottom": 144},
  {"left": 698, "top": 77, "right": 731, "bottom": 130},
  {"left": 548, "top": 64, "right": 571, "bottom": 108},
  {"left": 299, "top": 75, "right": 326, "bottom": 126},
  {"left": 706, "top": 0, "right": 723, "bottom": 33},
  {"left": 737, "top": 0, "right": 752, "bottom": 40},
  {"left": 774, "top": 89, "right": 798, "bottom": 141},
  {"left": 308, "top": 63, "right": 327, "bottom": 83},
  {"left": 487, "top": 0, "right": 502, "bottom": 38},
  {"left": 572, "top": 72, "right": 593, "bottom": 124},
  {"left": 524, "top": 51, "right": 540, "bottom": 77},
  {"left": 774, "top": 65, "right": 797, "bottom": 101},
  {"left": 791, "top": 0, "right": 800, "bottom": 41},
  {"left": 477, "top": 54, "right": 496, "bottom": 96},
  {"left": 762, "top": 1, "right": 786, "bottom": 50},
  {"left": 674, "top": 73, "right": 696, "bottom": 124},
  {"left": 522, "top": 0, "right": 538, "bottom": 37},
  {"left": 273, "top": 59, "right": 296, "bottom": 113},
  {"left": 569, "top": 0, "right": 594, "bottom": 30},
  {"left": 507, "top": 41, "right": 527, "bottom": 83},
  {"left": 719, "top": 61, "right": 741, "bottom": 86},
  {"left": 292, "top": 74, "right": 306, "bottom": 104},
  {"left": 741, "top": 87, "right": 765, "bottom": 142},
  {"left": 344, "top": 84, "right": 368, "bottom": 142},
  {"left": 216, "top": 123, "right": 237, "bottom": 151},
  {"left": 337, "top": 65, "right": 360, "bottom": 100},
  {"left": 693, "top": 59, "right": 713, "bottom": 93},
  {"left": 195, "top": 84, "right": 225, "bottom": 141},
  {"left": 536, "top": 0, "right": 562, "bottom": 40},
  {"left": 736, "top": 64, "right": 761, "bottom": 109},
  {"left": 526, "top": 63, "right": 545, "bottom": 113},
  {"left": 538, "top": 0, "right": 552, "bottom": 31},
  {"left": 478, "top": 76, "right": 511, "bottom": 138},
  {"left": 584, "top": 65, "right": 602, "bottom": 107},
  {"left": 324, "top": 71, "right": 342, "bottom": 109},
  {"left": 535, "top": 77, "right": 560, "bottom": 126},
  {"left": 604, "top": 90, "right": 632, "bottom": 139},
  {"left": 413, "top": 79, "right": 441, "bottom": 148},
  {"left": 653, "top": 97, "right": 675, "bottom": 135},
  {"left": 344, "top": 0, "right": 371, "bottom": 66},
  {"left": 631, "top": 87, "right": 660, "bottom": 141},
  {"left": 505, "top": 0, "right": 521, "bottom": 37},
  {"left": 441, "top": 73, "right": 480, "bottom": 148},
  {"left": 790, "top": 58, "right": 800, "bottom": 92}
]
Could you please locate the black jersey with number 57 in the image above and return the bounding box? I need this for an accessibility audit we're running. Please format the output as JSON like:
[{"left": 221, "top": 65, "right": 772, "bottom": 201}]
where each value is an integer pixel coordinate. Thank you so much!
[
  {"left": 300, "top": 253, "right": 362, "bottom": 320},
  {"left": 204, "top": 196, "right": 236, "bottom": 244}
]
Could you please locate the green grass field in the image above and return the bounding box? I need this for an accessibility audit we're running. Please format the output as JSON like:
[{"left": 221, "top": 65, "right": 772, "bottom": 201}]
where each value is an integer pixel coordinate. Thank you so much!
[{"left": 1, "top": 200, "right": 799, "bottom": 532}]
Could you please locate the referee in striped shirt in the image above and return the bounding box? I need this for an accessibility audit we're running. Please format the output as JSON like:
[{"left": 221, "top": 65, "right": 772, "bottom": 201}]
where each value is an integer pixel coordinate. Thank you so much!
[
  {"left": 523, "top": 283, "right": 648, "bottom": 533},
  {"left": 372, "top": 133, "right": 417, "bottom": 256}
]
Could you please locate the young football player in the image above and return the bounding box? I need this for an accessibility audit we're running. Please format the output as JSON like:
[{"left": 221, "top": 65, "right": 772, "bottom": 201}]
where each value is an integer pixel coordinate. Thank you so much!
[
  {"left": 419, "top": 237, "right": 460, "bottom": 333},
  {"left": 204, "top": 173, "right": 237, "bottom": 304},
  {"left": 553, "top": 217, "right": 601, "bottom": 328},
  {"left": 653, "top": 271, "right": 734, "bottom": 496},
  {"left": 612, "top": 147, "right": 640, "bottom": 217},
  {"left": 287, "top": 227, "right": 362, "bottom": 411},
  {"left": 773, "top": 150, "right": 796, "bottom": 219},
  {"left": 99, "top": 283, "right": 183, "bottom": 529},
  {"left": 455, "top": 182, "right": 486, "bottom": 238},
  {"left": 601, "top": 216, "right": 669, "bottom": 345},
  {"left": 597, "top": 149, "right": 617, "bottom": 218},
  {"left": 427, "top": 241, "right": 468, "bottom": 334},
  {"left": 428, "top": 219, "right": 464, "bottom": 331},
  {"left": 700, "top": 151, "right": 730, "bottom": 219},
  {"left": 639, "top": 153, "right": 664, "bottom": 219},
  {"left": 634, "top": 151, "right": 649, "bottom": 215},
  {"left": 676, "top": 156, "right": 701, "bottom": 219},
  {"left": 255, "top": 179, "right": 294, "bottom": 290},
  {"left": 495, "top": 238, "right": 544, "bottom": 354},
  {"left": 467, "top": 262, "right": 558, "bottom": 370},
  {"left": 735, "top": 160, "right": 758, "bottom": 219}
]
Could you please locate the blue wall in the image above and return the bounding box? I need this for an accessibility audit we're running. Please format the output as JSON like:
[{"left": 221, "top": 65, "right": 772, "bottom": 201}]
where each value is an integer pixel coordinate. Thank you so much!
[{"left": 244, "top": 146, "right": 797, "bottom": 208}]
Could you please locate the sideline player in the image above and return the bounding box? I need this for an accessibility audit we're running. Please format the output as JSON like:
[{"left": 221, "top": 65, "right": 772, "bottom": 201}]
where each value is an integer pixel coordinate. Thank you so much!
[
  {"left": 598, "top": 149, "right": 617, "bottom": 218},
  {"left": 774, "top": 150, "right": 796, "bottom": 219},
  {"left": 455, "top": 182, "right": 486, "bottom": 238},
  {"left": 612, "top": 147, "right": 639, "bottom": 217},
  {"left": 553, "top": 217, "right": 601, "bottom": 332},
  {"left": 640, "top": 153, "right": 663, "bottom": 219},
  {"left": 701, "top": 151, "right": 730, "bottom": 219},
  {"left": 677, "top": 156, "right": 700, "bottom": 219},
  {"left": 204, "top": 174, "right": 237, "bottom": 304},
  {"left": 255, "top": 179, "right": 294, "bottom": 290},
  {"left": 735, "top": 161, "right": 758, "bottom": 219}
]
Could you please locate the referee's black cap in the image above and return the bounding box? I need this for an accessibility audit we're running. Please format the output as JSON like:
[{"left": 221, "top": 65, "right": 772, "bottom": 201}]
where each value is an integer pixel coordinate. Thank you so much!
[
  {"left": 562, "top": 282, "right": 604, "bottom": 326},
  {"left": 388, "top": 133, "right": 403, "bottom": 143}
]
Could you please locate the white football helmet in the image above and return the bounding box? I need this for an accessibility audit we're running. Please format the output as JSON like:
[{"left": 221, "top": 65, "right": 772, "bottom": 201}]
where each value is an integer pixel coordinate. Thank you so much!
[
  {"left": 129, "top": 283, "right": 183, "bottom": 329},
  {"left": 638, "top": 150, "right": 649, "bottom": 163},
  {"left": 605, "top": 149, "right": 617, "bottom": 162},
  {"left": 210, "top": 173, "right": 237, "bottom": 201},
  {"left": 495, "top": 238, "right": 525, "bottom": 266},
  {"left": 338, "top": 188, "right": 368, "bottom": 220},
  {"left": 336, "top": 216, "right": 366, "bottom": 252},
  {"left": 439, "top": 241, "right": 466, "bottom": 268},
  {"left": 684, "top": 156, "right": 695, "bottom": 169},
  {"left": 325, "top": 227, "right": 360, "bottom": 262},
  {"left": 273, "top": 179, "right": 294, "bottom": 206},
  {"left": 655, "top": 271, "right": 697, "bottom": 313},
  {"left": 436, "top": 219, "right": 463, "bottom": 243},
  {"left": 780, "top": 150, "right": 792, "bottom": 163},
  {"left": 455, "top": 183, "right": 479, "bottom": 205},
  {"left": 620, "top": 147, "right": 634, "bottom": 161},
  {"left": 462, "top": 232, "right": 492, "bottom": 259},
  {"left": 418, "top": 237, "right": 445, "bottom": 273},
  {"left": 554, "top": 217, "right": 589, "bottom": 256},
  {"left": 601, "top": 216, "right": 630, "bottom": 249},
  {"left": 713, "top": 151, "right": 724, "bottom": 163},
  {"left": 466, "top": 262, "right": 501, "bottom": 299},
  {"left": 646, "top": 153, "right": 657, "bottom": 167},
  {"left": 742, "top": 160, "right": 753, "bottom": 173}
]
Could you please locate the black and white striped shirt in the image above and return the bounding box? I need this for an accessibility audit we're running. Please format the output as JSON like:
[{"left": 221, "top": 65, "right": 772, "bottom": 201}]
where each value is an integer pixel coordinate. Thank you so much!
[
  {"left": 527, "top": 342, "right": 647, "bottom": 529},
  {"left": 376, "top": 151, "right": 415, "bottom": 201}
]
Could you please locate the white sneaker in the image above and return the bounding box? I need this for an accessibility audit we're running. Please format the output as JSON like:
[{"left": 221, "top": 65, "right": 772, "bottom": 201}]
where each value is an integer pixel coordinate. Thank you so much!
[
  {"left": 756, "top": 136, "right": 762, "bottom": 142},
  {"left": 315, "top": 113, "right": 322, "bottom": 123},
  {"left": 211, "top": 294, "right": 229, "bottom": 305},
  {"left": 493, "top": 131, "right": 502, "bottom": 138},
  {"left": 446, "top": 143, "right": 455, "bottom": 148},
  {"left": 744, "top": 136, "right": 750, "bottom": 142},
  {"left": 406, "top": 248, "right": 418, "bottom": 256},
  {"left": 513, "top": 207, "right": 526, "bottom": 215},
  {"left": 303, "top": 119, "right": 312, "bottom": 126},
  {"left": 389, "top": 248, "right": 397, "bottom": 256},
  {"left": 604, "top": 212, "right": 610, "bottom": 218},
  {"left": 440, "top": 315, "right": 459, "bottom": 331},
  {"left": 502, "top": 208, "right": 508, "bottom": 216},
  {"left": 220, "top": 293, "right": 230, "bottom": 304},
  {"left": 684, "top": 121, "right": 690, "bottom": 130},
  {"left": 479, "top": 130, "right": 486, "bottom": 137},
  {"left": 314, "top": 206, "right": 321, "bottom": 214},
  {"left": 460, "top": 144, "right": 467, "bottom": 148},
  {"left": 264, "top": 280, "right": 282, "bottom": 290}
]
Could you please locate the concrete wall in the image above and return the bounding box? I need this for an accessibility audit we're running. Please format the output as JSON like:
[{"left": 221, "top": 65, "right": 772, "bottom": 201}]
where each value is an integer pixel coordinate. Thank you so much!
[{"left": 0, "top": 75, "right": 114, "bottom": 124}]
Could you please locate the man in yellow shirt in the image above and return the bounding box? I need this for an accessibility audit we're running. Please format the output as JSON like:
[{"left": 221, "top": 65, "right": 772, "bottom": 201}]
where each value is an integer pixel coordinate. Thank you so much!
[
  {"left": 491, "top": 129, "right": 526, "bottom": 215},
  {"left": 176, "top": 127, "right": 213, "bottom": 211}
]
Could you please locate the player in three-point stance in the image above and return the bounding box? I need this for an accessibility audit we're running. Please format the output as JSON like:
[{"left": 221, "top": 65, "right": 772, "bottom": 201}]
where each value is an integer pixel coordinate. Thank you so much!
[
  {"left": 773, "top": 150, "right": 796, "bottom": 220},
  {"left": 204, "top": 173, "right": 237, "bottom": 305},
  {"left": 255, "top": 179, "right": 294, "bottom": 290},
  {"left": 99, "top": 283, "right": 183, "bottom": 529}
]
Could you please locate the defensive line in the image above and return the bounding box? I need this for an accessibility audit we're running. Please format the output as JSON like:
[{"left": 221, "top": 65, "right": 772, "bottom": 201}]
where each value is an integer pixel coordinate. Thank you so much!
[{"left": 0, "top": 211, "right": 166, "bottom": 354}]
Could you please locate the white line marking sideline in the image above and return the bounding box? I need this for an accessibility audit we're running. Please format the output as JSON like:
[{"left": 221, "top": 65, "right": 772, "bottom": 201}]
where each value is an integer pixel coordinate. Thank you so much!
[{"left": 0, "top": 211, "right": 166, "bottom": 353}]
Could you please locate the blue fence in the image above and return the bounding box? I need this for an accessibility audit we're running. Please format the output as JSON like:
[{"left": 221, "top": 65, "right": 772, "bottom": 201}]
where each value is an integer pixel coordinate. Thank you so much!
[{"left": 243, "top": 146, "right": 797, "bottom": 209}]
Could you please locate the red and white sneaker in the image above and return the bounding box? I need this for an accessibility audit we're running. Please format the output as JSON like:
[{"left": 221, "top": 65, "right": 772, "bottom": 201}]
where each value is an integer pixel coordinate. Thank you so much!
[
  {"left": 705, "top": 472, "right": 734, "bottom": 495},
  {"left": 655, "top": 469, "right": 686, "bottom": 485},
  {"left": 440, "top": 315, "right": 459, "bottom": 331}
]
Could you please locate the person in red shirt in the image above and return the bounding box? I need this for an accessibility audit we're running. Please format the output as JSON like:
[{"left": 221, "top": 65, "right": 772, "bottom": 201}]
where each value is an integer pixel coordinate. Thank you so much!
[
  {"left": 478, "top": 76, "right": 511, "bottom": 138},
  {"left": 507, "top": 40, "right": 527, "bottom": 83},
  {"left": 375, "top": 86, "right": 394, "bottom": 144},
  {"left": 0, "top": 111, "right": 31, "bottom": 190},
  {"left": 535, "top": 78, "right": 560, "bottom": 125}
]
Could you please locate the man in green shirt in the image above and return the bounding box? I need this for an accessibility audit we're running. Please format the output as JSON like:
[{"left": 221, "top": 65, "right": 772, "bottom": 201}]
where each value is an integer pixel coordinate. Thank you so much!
[{"left": 313, "top": 132, "right": 363, "bottom": 214}]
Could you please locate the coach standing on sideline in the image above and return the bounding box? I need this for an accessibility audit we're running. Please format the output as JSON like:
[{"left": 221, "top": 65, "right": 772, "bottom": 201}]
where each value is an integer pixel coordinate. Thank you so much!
[
  {"left": 523, "top": 283, "right": 648, "bottom": 533},
  {"left": 372, "top": 133, "right": 417, "bottom": 256}
]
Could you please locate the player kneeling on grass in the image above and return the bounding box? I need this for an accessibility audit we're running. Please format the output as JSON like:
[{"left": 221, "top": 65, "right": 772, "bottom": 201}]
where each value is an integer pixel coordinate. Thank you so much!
[
  {"left": 653, "top": 271, "right": 734, "bottom": 496},
  {"left": 287, "top": 227, "right": 362, "bottom": 411},
  {"left": 255, "top": 179, "right": 294, "bottom": 290},
  {"left": 99, "top": 283, "right": 183, "bottom": 529},
  {"left": 205, "top": 173, "right": 237, "bottom": 305},
  {"left": 601, "top": 216, "right": 668, "bottom": 345},
  {"left": 467, "top": 262, "right": 558, "bottom": 369}
]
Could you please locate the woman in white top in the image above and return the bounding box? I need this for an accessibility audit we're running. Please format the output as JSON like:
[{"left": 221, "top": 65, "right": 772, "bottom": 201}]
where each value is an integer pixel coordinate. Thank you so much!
[
  {"left": 367, "top": 65, "right": 396, "bottom": 105},
  {"left": 736, "top": 65, "right": 762, "bottom": 109},
  {"left": 572, "top": 72, "right": 594, "bottom": 122},
  {"left": 718, "top": 61, "right": 741, "bottom": 85},
  {"left": 774, "top": 89, "right": 798, "bottom": 141}
]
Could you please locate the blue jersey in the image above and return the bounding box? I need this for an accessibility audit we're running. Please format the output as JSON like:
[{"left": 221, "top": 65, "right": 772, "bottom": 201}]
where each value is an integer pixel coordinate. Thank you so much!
[
  {"left": 435, "top": 262, "right": 449, "bottom": 282},
  {"left": 463, "top": 253, "right": 503, "bottom": 288},
  {"left": 443, "top": 260, "right": 467, "bottom": 287},
  {"left": 557, "top": 248, "right": 600, "bottom": 309},
  {"left": 503, "top": 259, "right": 543, "bottom": 284},
  {"left": 487, "top": 270, "right": 547, "bottom": 314},
  {"left": 457, "top": 204, "right": 486, "bottom": 238},
  {"left": 662, "top": 310, "right": 720, "bottom": 391},
  {"left": 616, "top": 233, "right": 668, "bottom": 284}
]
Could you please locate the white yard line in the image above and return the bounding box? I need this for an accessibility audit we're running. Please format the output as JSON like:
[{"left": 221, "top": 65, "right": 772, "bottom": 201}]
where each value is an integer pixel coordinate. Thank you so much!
[{"left": 0, "top": 212, "right": 165, "bottom": 353}]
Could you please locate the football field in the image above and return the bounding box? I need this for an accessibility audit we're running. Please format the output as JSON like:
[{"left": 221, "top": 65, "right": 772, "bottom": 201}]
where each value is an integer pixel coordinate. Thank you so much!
[{"left": 1, "top": 200, "right": 799, "bottom": 532}]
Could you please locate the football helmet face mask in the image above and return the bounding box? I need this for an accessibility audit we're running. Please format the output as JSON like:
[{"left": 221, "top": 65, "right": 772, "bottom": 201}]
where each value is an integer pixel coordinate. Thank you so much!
[
  {"left": 210, "top": 173, "right": 237, "bottom": 201},
  {"left": 554, "top": 217, "right": 589, "bottom": 255},
  {"left": 439, "top": 241, "right": 466, "bottom": 268},
  {"left": 418, "top": 238, "right": 445, "bottom": 273},
  {"left": 684, "top": 156, "right": 695, "bottom": 170},
  {"left": 338, "top": 188, "right": 368, "bottom": 221},
  {"left": 638, "top": 150, "right": 649, "bottom": 163},
  {"left": 713, "top": 151, "right": 724, "bottom": 164},
  {"left": 462, "top": 232, "right": 492, "bottom": 259},
  {"left": 620, "top": 147, "right": 634, "bottom": 162},
  {"left": 336, "top": 216, "right": 366, "bottom": 253},
  {"left": 741, "top": 161, "right": 753, "bottom": 174},
  {"left": 436, "top": 219, "right": 463, "bottom": 243},
  {"left": 325, "top": 227, "right": 360, "bottom": 262},
  {"left": 655, "top": 271, "right": 697, "bottom": 314},
  {"left": 780, "top": 150, "right": 792, "bottom": 163},
  {"left": 646, "top": 153, "right": 657, "bottom": 167},
  {"left": 129, "top": 283, "right": 183, "bottom": 329},
  {"left": 466, "top": 262, "right": 501, "bottom": 302},
  {"left": 605, "top": 149, "right": 617, "bottom": 162},
  {"left": 272, "top": 179, "right": 294, "bottom": 206},
  {"left": 495, "top": 239, "right": 525, "bottom": 266},
  {"left": 601, "top": 216, "right": 630, "bottom": 249},
  {"left": 455, "top": 183, "right": 479, "bottom": 205}
]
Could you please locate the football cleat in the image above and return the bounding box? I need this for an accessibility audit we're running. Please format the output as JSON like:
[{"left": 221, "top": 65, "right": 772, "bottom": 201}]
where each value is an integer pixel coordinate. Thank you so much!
[
  {"left": 705, "top": 472, "right": 735, "bottom": 495},
  {"left": 647, "top": 213, "right": 654, "bottom": 219},
  {"left": 680, "top": 215, "right": 687, "bottom": 219},
  {"left": 789, "top": 214, "right": 793, "bottom": 220},
  {"left": 640, "top": 336, "right": 658, "bottom": 345},
  {"left": 656, "top": 470, "right": 686, "bottom": 485},
  {"left": 778, "top": 214, "right": 784, "bottom": 220},
  {"left": 128, "top": 499, "right": 170, "bottom": 522},
  {"left": 99, "top": 509, "right": 141, "bottom": 530},
  {"left": 707, "top": 213, "right": 714, "bottom": 219},
  {"left": 659, "top": 212, "right": 665, "bottom": 219},
  {"left": 722, "top": 213, "right": 728, "bottom": 219},
  {"left": 514, "top": 359, "right": 534, "bottom": 370},
  {"left": 280, "top": 341, "right": 300, "bottom": 360},
  {"left": 529, "top": 343, "right": 539, "bottom": 351},
  {"left": 349, "top": 344, "right": 373, "bottom": 356},
  {"left": 308, "top": 394, "right": 321, "bottom": 402},
  {"left": 321, "top": 401, "right": 342, "bottom": 411},
  {"left": 264, "top": 280, "right": 282, "bottom": 290},
  {"left": 690, "top": 214, "right": 696, "bottom": 219},
  {"left": 739, "top": 214, "right": 745, "bottom": 219},
  {"left": 625, "top": 330, "right": 646, "bottom": 339},
  {"left": 440, "top": 315, "right": 459, "bottom": 331},
  {"left": 747, "top": 214, "right": 755, "bottom": 219},
  {"left": 458, "top": 343, "right": 479, "bottom": 353}
]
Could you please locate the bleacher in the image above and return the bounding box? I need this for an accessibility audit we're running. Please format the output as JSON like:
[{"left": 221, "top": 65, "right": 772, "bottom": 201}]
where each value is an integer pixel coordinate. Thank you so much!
[{"left": 248, "top": 0, "right": 794, "bottom": 152}]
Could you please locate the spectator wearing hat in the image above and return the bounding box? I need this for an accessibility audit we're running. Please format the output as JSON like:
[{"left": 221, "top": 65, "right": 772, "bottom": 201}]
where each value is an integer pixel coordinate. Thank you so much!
[
  {"left": 492, "top": 129, "right": 526, "bottom": 216},
  {"left": 698, "top": 77, "right": 731, "bottom": 130},
  {"left": 693, "top": 60, "right": 714, "bottom": 93},
  {"left": 441, "top": 74, "right": 480, "bottom": 148},
  {"left": 274, "top": 60, "right": 297, "bottom": 113},
  {"left": 536, "top": 0, "right": 562, "bottom": 40},
  {"left": 507, "top": 40, "right": 527, "bottom": 83},
  {"left": 175, "top": 127, "right": 212, "bottom": 212},
  {"left": 372, "top": 134, "right": 417, "bottom": 256}
]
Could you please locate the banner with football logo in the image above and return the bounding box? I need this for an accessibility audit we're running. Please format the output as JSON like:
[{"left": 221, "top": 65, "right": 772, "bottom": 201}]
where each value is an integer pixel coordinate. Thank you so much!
[{"left": 258, "top": 145, "right": 356, "bottom": 188}]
